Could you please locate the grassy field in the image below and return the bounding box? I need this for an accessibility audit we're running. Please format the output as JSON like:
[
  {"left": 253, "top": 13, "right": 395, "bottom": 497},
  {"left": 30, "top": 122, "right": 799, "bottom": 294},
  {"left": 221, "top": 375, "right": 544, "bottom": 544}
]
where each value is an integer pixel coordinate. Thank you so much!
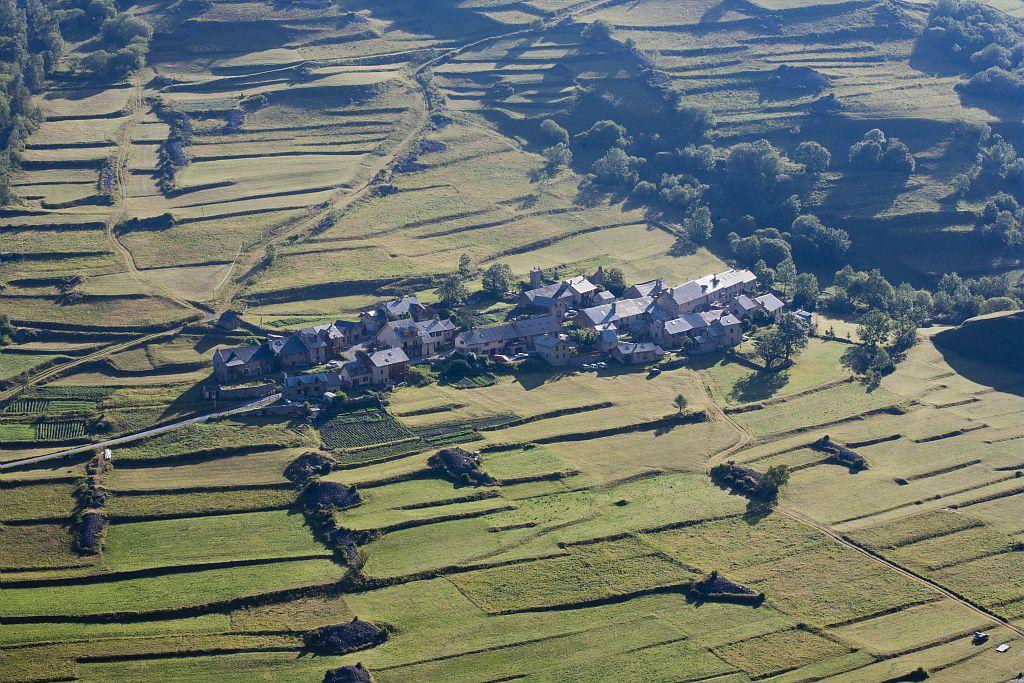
[{"left": 0, "top": 0, "right": 1021, "bottom": 678}]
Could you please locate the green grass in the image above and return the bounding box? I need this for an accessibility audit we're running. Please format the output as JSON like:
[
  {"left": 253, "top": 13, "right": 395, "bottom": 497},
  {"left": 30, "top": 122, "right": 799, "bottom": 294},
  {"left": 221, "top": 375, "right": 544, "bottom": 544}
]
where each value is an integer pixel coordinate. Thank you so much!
[
  {"left": 0, "top": 523, "right": 82, "bottom": 570},
  {"left": 0, "top": 558, "right": 347, "bottom": 618},
  {"left": 0, "top": 481, "right": 78, "bottom": 521},
  {"left": 103, "top": 510, "right": 327, "bottom": 571},
  {"left": 733, "top": 381, "right": 898, "bottom": 438},
  {"left": 713, "top": 628, "right": 851, "bottom": 678},
  {"left": 701, "top": 339, "right": 851, "bottom": 406},
  {"left": 106, "top": 488, "right": 297, "bottom": 519}
]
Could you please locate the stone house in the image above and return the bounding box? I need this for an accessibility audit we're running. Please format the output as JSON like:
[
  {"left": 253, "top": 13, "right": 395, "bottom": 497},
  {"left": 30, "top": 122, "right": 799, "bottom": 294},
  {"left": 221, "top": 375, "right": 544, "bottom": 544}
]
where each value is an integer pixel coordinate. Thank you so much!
[
  {"left": 212, "top": 344, "right": 275, "bottom": 383},
  {"left": 520, "top": 275, "right": 599, "bottom": 319},
  {"left": 533, "top": 333, "right": 576, "bottom": 366},
  {"left": 455, "top": 315, "right": 562, "bottom": 355},
  {"left": 656, "top": 269, "right": 756, "bottom": 317},
  {"left": 376, "top": 318, "right": 456, "bottom": 358},
  {"left": 612, "top": 342, "right": 665, "bottom": 365},
  {"left": 283, "top": 372, "right": 341, "bottom": 402},
  {"left": 576, "top": 296, "right": 655, "bottom": 332}
]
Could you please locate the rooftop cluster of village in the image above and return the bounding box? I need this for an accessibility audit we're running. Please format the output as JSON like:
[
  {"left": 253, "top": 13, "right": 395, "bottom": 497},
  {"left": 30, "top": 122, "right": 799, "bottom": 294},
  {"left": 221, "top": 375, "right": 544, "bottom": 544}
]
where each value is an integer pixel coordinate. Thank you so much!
[{"left": 212, "top": 267, "right": 802, "bottom": 405}]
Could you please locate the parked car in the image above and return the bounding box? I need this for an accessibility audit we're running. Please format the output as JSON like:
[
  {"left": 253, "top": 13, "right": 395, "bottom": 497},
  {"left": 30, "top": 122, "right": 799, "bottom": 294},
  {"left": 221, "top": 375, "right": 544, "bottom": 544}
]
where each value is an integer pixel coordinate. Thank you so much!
[
  {"left": 513, "top": 353, "right": 529, "bottom": 360},
  {"left": 491, "top": 354, "right": 511, "bottom": 363},
  {"left": 325, "top": 360, "right": 342, "bottom": 369},
  {"left": 647, "top": 368, "right": 662, "bottom": 378}
]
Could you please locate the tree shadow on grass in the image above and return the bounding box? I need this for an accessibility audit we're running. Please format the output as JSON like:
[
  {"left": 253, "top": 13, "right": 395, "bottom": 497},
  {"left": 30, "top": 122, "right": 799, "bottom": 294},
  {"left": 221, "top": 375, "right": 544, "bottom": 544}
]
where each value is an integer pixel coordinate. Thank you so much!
[{"left": 729, "top": 368, "right": 789, "bottom": 403}]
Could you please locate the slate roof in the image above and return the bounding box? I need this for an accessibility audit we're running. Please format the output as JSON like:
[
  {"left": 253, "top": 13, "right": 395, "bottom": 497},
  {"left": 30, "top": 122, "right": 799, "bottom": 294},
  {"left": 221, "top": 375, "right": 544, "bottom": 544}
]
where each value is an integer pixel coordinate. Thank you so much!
[
  {"left": 755, "top": 293, "right": 784, "bottom": 313},
  {"left": 214, "top": 344, "right": 273, "bottom": 367},
  {"left": 660, "top": 312, "right": 709, "bottom": 335},
  {"left": 523, "top": 276, "right": 596, "bottom": 307},
  {"left": 456, "top": 315, "right": 561, "bottom": 347},
  {"left": 615, "top": 342, "right": 664, "bottom": 356},
  {"left": 384, "top": 295, "right": 423, "bottom": 318},
  {"left": 369, "top": 347, "right": 409, "bottom": 367},
  {"left": 624, "top": 279, "right": 666, "bottom": 298},
  {"left": 734, "top": 294, "right": 759, "bottom": 312},
  {"left": 578, "top": 296, "right": 654, "bottom": 327},
  {"left": 284, "top": 372, "right": 341, "bottom": 389}
]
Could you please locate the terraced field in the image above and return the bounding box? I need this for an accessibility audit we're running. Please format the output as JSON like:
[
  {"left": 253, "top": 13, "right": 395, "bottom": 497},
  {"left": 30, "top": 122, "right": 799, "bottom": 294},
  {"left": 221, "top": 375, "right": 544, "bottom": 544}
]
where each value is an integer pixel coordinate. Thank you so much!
[{"left": 0, "top": 0, "right": 1022, "bottom": 679}]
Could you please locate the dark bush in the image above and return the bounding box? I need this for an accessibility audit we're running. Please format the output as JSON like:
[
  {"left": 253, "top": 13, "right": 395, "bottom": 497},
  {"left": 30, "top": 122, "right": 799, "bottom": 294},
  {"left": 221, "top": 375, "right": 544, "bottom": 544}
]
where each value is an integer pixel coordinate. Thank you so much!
[
  {"left": 305, "top": 619, "right": 387, "bottom": 655},
  {"left": 285, "top": 451, "right": 335, "bottom": 485},
  {"left": 74, "top": 511, "right": 107, "bottom": 555},
  {"left": 302, "top": 480, "right": 361, "bottom": 511},
  {"left": 324, "top": 663, "right": 373, "bottom": 683},
  {"left": 428, "top": 447, "right": 496, "bottom": 486},
  {"left": 810, "top": 436, "right": 867, "bottom": 471}
]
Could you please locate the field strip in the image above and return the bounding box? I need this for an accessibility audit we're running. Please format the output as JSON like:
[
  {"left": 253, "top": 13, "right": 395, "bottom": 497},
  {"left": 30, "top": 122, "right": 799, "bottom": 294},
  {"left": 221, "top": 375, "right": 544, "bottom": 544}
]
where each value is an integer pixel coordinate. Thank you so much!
[
  {"left": 0, "top": 554, "right": 332, "bottom": 590},
  {"left": 224, "top": 0, "right": 633, "bottom": 311},
  {"left": 0, "top": 393, "right": 281, "bottom": 471},
  {"left": 774, "top": 506, "right": 1024, "bottom": 638},
  {"left": 0, "top": 327, "right": 184, "bottom": 406}
]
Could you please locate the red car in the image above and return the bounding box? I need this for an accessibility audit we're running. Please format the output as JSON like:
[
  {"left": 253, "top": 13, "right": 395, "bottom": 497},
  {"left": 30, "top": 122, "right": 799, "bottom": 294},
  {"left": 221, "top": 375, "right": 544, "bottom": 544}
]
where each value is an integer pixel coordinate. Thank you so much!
[{"left": 491, "top": 354, "right": 512, "bottom": 363}]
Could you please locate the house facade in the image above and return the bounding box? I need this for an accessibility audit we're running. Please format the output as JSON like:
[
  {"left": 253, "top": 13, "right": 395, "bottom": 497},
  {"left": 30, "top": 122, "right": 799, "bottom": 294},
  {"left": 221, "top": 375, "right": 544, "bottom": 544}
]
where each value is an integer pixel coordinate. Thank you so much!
[
  {"left": 376, "top": 318, "right": 456, "bottom": 358},
  {"left": 520, "top": 275, "right": 599, "bottom": 318},
  {"left": 213, "top": 344, "right": 276, "bottom": 383},
  {"left": 533, "top": 334, "right": 576, "bottom": 366},
  {"left": 283, "top": 372, "right": 342, "bottom": 402},
  {"left": 455, "top": 315, "right": 562, "bottom": 355},
  {"left": 612, "top": 342, "right": 665, "bottom": 365}
]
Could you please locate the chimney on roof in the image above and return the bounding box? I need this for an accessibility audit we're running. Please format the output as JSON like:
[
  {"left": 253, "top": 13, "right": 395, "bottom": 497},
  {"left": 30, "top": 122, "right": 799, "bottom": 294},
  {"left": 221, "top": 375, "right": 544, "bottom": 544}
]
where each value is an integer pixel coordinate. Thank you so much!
[
  {"left": 701, "top": 284, "right": 708, "bottom": 293},
  {"left": 529, "top": 268, "right": 544, "bottom": 289}
]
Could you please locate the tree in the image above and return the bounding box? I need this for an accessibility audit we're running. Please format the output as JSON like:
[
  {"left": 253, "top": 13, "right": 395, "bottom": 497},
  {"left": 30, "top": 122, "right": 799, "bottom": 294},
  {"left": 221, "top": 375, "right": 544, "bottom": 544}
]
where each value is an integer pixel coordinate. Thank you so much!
[
  {"left": 539, "top": 118, "right": 569, "bottom": 145},
  {"left": 682, "top": 204, "right": 713, "bottom": 244},
  {"left": 542, "top": 142, "right": 572, "bottom": 171},
  {"left": 673, "top": 393, "right": 688, "bottom": 414},
  {"left": 775, "top": 258, "right": 797, "bottom": 295},
  {"left": 754, "top": 319, "right": 807, "bottom": 371},
  {"left": 603, "top": 267, "right": 627, "bottom": 296},
  {"left": 793, "top": 141, "right": 831, "bottom": 174},
  {"left": 573, "top": 120, "right": 628, "bottom": 151},
  {"left": 590, "top": 147, "right": 643, "bottom": 188},
  {"left": 856, "top": 310, "right": 892, "bottom": 349},
  {"left": 436, "top": 275, "right": 469, "bottom": 308},
  {"left": 581, "top": 19, "right": 611, "bottom": 41},
  {"left": 792, "top": 272, "right": 819, "bottom": 311},
  {"left": 458, "top": 254, "right": 472, "bottom": 279},
  {"left": 751, "top": 259, "right": 775, "bottom": 289},
  {"left": 725, "top": 139, "right": 784, "bottom": 201},
  {"left": 777, "top": 314, "right": 809, "bottom": 360},
  {"left": 481, "top": 263, "right": 513, "bottom": 296},
  {"left": 762, "top": 464, "right": 790, "bottom": 497}
]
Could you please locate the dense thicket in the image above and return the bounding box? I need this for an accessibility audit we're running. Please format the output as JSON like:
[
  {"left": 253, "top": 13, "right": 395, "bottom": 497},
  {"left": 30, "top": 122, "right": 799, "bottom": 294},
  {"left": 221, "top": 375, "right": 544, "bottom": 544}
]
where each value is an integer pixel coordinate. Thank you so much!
[
  {"left": 0, "top": 0, "right": 63, "bottom": 204},
  {"left": 0, "top": 0, "right": 152, "bottom": 204},
  {"left": 922, "top": 0, "right": 1024, "bottom": 101}
]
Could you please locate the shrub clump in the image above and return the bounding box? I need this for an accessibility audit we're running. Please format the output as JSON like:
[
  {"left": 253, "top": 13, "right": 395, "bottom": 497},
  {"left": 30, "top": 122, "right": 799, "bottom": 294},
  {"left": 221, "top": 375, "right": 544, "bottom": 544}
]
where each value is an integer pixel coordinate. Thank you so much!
[
  {"left": 302, "top": 480, "right": 361, "bottom": 511},
  {"left": 284, "top": 451, "right": 336, "bottom": 485},
  {"left": 710, "top": 461, "right": 788, "bottom": 500},
  {"left": 689, "top": 570, "right": 763, "bottom": 605},
  {"left": 324, "top": 663, "right": 373, "bottom": 683},
  {"left": 74, "top": 511, "right": 107, "bottom": 555},
  {"left": 810, "top": 435, "right": 867, "bottom": 472},
  {"left": 427, "top": 448, "right": 496, "bottom": 486},
  {"left": 305, "top": 619, "right": 387, "bottom": 655}
]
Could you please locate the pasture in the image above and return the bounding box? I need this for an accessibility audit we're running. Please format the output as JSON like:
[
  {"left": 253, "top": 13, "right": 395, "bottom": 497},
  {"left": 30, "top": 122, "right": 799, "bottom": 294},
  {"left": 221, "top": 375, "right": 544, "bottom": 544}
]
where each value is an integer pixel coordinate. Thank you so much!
[{"left": 0, "top": 0, "right": 1021, "bottom": 679}]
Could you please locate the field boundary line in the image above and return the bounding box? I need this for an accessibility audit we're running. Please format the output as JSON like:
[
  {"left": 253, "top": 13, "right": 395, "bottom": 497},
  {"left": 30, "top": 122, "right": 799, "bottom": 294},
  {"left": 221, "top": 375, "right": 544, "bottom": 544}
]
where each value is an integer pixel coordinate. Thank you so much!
[{"left": 773, "top": 505, "right": 1024, "bottom": 638}]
